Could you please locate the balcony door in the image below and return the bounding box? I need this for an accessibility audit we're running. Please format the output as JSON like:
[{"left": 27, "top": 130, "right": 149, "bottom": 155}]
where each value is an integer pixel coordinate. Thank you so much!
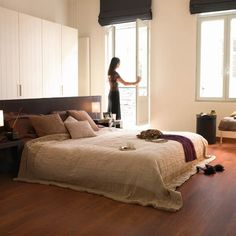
[{"left": 105, "top": 20, "right": 150, "bottom": 127}]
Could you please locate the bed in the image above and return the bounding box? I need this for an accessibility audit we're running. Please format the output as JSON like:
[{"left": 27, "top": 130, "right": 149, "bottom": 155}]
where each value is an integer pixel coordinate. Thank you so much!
[
  {"left": 17, "top": 128, "right": 214, "bottom": 212},
  {"left": 0, "top": 96, "right": 215, "bottom": 212}
]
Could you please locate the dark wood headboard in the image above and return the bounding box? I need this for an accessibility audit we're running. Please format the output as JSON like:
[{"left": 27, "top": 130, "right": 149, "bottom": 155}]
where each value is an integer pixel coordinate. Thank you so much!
[{"left": 0, "top": 96, "right": 101, "bottom": 118}]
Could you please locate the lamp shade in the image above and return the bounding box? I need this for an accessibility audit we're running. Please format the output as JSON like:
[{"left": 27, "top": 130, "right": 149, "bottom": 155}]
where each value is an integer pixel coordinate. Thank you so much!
[
  {"left": 92, "top": 102, "right": 101, "bottom": 113},
  {"left": 0, "top": 110, "right": 3, "bottom": 127}
]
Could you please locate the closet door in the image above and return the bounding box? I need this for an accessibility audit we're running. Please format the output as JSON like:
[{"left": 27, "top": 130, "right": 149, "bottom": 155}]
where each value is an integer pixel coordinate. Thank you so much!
[
  {"left": 19, "top": 13, "right": 43, "bottom": 98},
  {"left": 62, "top": 25, "right": 78, "bottom": 96},
  {"left": 78, "top": 37, "right": 90, "bottom": 96},
  {"left": 0, "top": 7, "right": 19, "bottom": 99},
  {"left": 42, "top": 20, "right": 62, "bottom": 97}
]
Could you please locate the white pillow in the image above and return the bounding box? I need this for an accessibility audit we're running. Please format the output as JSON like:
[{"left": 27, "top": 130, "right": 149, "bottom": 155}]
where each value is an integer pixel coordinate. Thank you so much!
[
  {"left": 67, "top": 110, "right": 99, "bottom": 131},
  {"left": 64, "top": 119, "right": 96, "bottom": 139}
]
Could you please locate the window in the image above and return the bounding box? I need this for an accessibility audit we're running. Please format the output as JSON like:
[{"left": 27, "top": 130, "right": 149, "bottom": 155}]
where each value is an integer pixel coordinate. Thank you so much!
[
  {"left": 105, "top": 20, "right": 150, "bottom": 128},
  {"left": 197, "top": 11, "right": 236, "bottom": 100}
]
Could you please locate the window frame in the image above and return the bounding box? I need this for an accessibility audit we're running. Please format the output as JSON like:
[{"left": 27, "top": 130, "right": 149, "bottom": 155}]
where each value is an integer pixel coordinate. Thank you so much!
[{"left": 196, "top": 11, "right": 236, "bottom": 101}]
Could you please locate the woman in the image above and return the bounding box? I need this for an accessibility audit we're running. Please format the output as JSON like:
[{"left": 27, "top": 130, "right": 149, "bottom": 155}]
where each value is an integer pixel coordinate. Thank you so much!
[{"left": 107, "top": 57, "right": 141, "bottom": 120}]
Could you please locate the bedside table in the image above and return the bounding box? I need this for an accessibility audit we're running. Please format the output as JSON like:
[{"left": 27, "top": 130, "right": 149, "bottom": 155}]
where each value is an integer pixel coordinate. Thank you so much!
[
  {"left": 0, "top": 139, "right": 24, "bottom": 176},
  {"left": 94, "top": 119, "right": 122, "bottom": 128}
]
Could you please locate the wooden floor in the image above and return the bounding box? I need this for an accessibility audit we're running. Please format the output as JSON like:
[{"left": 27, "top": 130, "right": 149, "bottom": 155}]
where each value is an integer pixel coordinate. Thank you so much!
[{"left": 1, "top": 140, "right": 236, "bottom": 236}]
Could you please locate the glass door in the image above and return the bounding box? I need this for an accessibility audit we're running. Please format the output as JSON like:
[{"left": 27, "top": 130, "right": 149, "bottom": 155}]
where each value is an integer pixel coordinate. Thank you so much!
[
  {"left": 136, "top": 19, "right": 149, "bottom": 125},
  {"left": 105, "top": 20, "right": 150, "bottom": 127},
  {"left": 115, "top": 22, "right": 136, "bottom": 127}
]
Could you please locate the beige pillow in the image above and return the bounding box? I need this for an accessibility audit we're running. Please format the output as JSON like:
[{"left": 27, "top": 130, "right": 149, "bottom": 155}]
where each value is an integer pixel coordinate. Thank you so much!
[
  {"left": 67, "top": 110, "right": 99, "bottom": 131},
  {"left": 51, "top": 110, "right": 68, "bottom": 121},
  {"left": 30, "top": 114, "right": 67, "bottom": 137},
  {"left": 64, "top": 120, "right": 96, "bottom": 139}
]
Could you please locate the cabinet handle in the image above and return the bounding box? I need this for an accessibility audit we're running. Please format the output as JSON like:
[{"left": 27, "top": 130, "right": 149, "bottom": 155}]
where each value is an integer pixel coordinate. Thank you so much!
[
  {"left": 17, "top": 84, "right": 21, "bottom": 97},
  {"left": 61, "top": 85, "right": 63, "bottom": 96},
  {"left": 19, "top": 84, "right": 22, "bottom": 97}
]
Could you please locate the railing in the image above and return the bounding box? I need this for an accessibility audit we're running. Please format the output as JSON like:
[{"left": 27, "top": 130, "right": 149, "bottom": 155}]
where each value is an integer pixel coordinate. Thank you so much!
[{"left": 119, "top": 87, "right": 136, "bottom": 128}]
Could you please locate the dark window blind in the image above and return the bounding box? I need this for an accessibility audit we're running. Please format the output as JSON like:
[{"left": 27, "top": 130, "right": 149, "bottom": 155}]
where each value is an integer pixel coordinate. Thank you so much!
[
  {"left": 190, "top": 0, "right": 236, "bottom": 14},
  {"left": 98, "top": 0, "right": 152, "bottom": 26}
]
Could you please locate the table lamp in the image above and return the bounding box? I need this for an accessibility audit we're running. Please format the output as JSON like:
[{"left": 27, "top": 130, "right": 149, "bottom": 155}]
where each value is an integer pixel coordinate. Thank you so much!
[
  {"left": 0, "top": 110, "right": 3, "bottom": 127},
  {"left": 92, "top": 102, "right": 101, "bottom": 119}
]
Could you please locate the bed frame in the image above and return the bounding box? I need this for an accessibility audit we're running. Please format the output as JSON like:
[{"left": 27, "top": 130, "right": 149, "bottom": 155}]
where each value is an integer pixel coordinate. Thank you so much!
[{"left": 0, "top": 96, "right": 101, "bottom": 131}]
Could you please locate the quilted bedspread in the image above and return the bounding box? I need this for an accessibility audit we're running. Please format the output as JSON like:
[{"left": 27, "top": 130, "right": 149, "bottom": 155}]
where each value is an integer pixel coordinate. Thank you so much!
[{"left": 16, "top": 128, "right": 215, "bottom": 211}]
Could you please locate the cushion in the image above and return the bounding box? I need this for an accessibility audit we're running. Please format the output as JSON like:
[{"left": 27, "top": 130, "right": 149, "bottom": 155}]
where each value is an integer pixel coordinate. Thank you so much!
[
  {"left": 4, "top": 113, "right": 37, "bottom": 139},
  {"left": 218, "top": 117, "right": 236, "bottom": 131},
  {"left": 64, "top": 119, "right": 96, "bottom": 139},
  {"left": 67, "top": 110, "right": 99, "bottom": 131},
  {"left": 29, "top": 114, "right": 68, "bottom": 137},
  {"left": 51, "top": 110, "right": 68, "bottom": 121}
]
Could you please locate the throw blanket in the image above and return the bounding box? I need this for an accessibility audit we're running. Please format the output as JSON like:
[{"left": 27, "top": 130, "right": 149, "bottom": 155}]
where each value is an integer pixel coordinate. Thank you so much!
[{"left": 162, "top": 134, "right": 197, "bottom": 162}]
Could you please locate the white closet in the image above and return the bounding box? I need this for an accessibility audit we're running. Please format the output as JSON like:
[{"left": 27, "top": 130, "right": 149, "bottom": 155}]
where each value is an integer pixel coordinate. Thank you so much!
[
  {"left": 19, "top": 13, "right": 43, "bottom": 98},
  {"left": 42, "top": 20, "right": 62, "bottom": 97},
  {"left": 0, "top": 7, "right": 19, "bottom": 99},
  {"left": 62, "top": 26, "right": 78, "bottom": 96},
  {"left": 0, "top": 6, "right": 78, "bottom": 100},
  {"left": 78, "top": 37, "right": 90, "bottom": 96}
]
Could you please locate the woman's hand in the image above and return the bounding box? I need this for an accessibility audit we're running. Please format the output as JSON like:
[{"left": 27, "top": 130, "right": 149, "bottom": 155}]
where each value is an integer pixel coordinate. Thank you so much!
[{"left": 117, "top": 76, "right": 141, "bottom": 86}]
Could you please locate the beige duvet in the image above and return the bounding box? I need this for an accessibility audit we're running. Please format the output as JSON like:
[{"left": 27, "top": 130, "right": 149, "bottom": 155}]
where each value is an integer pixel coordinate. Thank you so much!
[{"left": 16, "top": 128, "right": 215, "bottom": 211}]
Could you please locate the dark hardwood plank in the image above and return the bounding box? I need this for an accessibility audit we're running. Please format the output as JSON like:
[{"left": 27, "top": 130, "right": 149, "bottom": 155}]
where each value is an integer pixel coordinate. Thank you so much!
[{"left": 0, "top": 140, "right": 236, "bottom": 236}]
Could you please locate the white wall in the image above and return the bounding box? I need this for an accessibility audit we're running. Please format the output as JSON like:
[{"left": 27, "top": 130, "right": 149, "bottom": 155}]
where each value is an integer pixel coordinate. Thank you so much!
[
  {"left": 150, "top": 0, "right": 236, "bottom": 139},
  {"left": 0, "top": 0, "right": 70, "bottom": 25},
  {"left": 71, "top": 0, "right": 236, "bottom": 138},
  {"left": 151, "top": 0, "right": 197, "bottom": 131}
]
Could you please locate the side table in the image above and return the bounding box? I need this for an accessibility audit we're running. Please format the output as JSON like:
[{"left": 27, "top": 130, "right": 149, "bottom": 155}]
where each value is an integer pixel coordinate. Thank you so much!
[
  {"left": 94, "top": 119, "right": 122, "bottom": 128},
  {"left": 0, "top": 139, "right": 24, "bottom": 176},
  {"left": 196, "top": 114, "right": 216, "bottom": 144}
]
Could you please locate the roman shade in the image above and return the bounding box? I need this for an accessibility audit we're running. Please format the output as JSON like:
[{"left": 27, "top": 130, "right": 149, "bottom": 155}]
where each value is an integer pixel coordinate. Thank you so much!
[
  {"left": 98, "top": 0, "right": 152, "bottom": 26},
  {"left": 190, "top": 0, "right": 236, "bottom": 14}
]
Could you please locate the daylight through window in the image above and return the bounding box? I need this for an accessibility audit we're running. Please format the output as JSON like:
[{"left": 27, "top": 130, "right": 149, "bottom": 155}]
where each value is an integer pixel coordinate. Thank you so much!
[{"left": 197, "top": 11, "right": 236, "bottom": 100}]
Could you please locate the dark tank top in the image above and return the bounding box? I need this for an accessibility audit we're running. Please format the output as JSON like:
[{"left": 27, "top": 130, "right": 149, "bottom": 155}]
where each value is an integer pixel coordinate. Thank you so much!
[{"left": 108, "top": 71, "right": 120, "bottom": 91}]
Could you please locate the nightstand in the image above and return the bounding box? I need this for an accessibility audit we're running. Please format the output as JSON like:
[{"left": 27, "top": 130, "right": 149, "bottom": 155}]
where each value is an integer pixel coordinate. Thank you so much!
[
  {"left": 94, "top": 119, "right": 122, "bottom": 128},
  {"left": 0, "top": 139, "right": 24, "bottom": 176}
]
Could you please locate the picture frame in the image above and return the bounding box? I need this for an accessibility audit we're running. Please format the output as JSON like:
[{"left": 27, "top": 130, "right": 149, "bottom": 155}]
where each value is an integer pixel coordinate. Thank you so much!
[{"left": 103, "top": 112, "right": 112, "bottom": 119}]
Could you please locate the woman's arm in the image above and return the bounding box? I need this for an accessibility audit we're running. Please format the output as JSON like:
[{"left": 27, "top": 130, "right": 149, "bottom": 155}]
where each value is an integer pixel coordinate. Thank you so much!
[{"left": 117, "top": 76, "right": 141, "bottom": 86}]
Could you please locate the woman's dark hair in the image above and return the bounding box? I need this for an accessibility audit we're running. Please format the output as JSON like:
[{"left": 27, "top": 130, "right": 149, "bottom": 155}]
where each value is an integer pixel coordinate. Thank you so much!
[{"left": 108, "top": 57, "right": 120, "bottom": 75}]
